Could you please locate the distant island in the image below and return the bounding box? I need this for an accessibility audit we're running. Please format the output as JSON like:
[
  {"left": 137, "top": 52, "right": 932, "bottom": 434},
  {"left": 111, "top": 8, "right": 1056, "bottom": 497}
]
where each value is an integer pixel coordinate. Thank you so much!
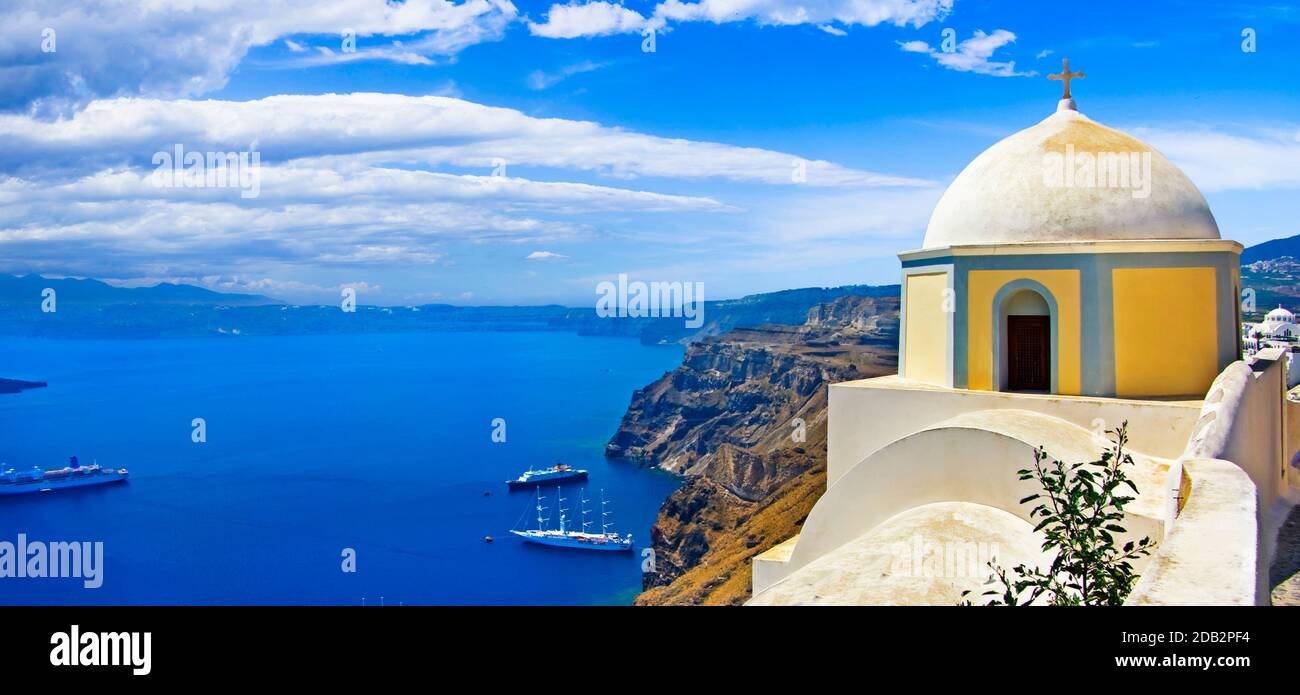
[
  {"left": 0, "top": 377, "right": 46, "bottom": 395},
  {"left": 0, "top": 273, "right": 277, "bottom": 306}
]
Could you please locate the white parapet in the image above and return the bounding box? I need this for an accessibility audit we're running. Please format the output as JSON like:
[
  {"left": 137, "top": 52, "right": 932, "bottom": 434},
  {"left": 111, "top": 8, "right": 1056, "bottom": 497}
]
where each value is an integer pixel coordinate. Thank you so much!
[{"left": 1127, "top": 458, "right": 1261, "bottom": 606}]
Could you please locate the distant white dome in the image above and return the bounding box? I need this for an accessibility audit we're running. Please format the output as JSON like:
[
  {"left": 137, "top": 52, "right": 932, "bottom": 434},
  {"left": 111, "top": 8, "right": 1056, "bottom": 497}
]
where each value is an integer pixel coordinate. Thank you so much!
[
  {"left": 1265, "top": 306, "right": 1295, "bottom": 324},
  {"left": 922, "top": 101, "right": 1220, "bottom": 248}
]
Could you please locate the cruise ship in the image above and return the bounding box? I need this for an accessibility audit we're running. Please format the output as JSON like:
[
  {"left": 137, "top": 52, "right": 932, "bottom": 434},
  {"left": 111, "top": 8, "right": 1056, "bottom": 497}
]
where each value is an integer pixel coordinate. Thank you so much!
[
  {"left": 505, "top": 463, "right": 588, "bottom": 490},
  {"left": 0, "top": 457, "right": 129, "bottom": 496},
  {"left": 510, "top": 487, "right": 633, "bottom": 552}
]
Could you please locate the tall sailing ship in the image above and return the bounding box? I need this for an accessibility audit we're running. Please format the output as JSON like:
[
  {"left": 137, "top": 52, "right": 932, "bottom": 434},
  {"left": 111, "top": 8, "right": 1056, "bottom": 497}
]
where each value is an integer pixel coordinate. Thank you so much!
[{"left": 510, "top": 487, "right": 633, "bottom": 552}]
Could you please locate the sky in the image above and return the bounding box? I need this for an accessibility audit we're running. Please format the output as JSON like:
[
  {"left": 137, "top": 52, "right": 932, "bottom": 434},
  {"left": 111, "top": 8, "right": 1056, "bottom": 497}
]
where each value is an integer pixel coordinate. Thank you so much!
[{"left": 0, "top": 0, "right": 1297, "bottom": 306}]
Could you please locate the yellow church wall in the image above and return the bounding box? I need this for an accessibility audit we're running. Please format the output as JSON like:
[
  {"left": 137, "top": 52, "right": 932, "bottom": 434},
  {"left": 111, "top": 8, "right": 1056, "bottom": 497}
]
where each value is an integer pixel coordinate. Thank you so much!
[
  {"left": 903, "top": 272, "right": 949, "bottom": 386},
  {"left": 967, "top": 269, "right": 1082, "bottom": 394},
  {"left": 1112, "top": 267, "right": 1218, "bottom": 398}
]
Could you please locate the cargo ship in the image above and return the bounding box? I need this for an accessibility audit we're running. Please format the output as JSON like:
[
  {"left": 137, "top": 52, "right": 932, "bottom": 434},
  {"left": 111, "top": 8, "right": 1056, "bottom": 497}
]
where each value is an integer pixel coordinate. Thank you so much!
[
  {"left": 0, "top": 457, "right": 128, "bottom": 496},
  {"left": 510, "top": 487, "right": 633, "bottom": 552},
  {"left": 505, "top": 463, "right": 588, "bottom": 490}
]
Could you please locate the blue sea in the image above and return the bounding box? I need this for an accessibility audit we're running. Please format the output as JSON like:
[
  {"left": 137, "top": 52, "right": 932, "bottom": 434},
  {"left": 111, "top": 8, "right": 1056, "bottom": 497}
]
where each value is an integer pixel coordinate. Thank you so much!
[{"left": 0, "top": 332, "right": 683, "bottom": 605}]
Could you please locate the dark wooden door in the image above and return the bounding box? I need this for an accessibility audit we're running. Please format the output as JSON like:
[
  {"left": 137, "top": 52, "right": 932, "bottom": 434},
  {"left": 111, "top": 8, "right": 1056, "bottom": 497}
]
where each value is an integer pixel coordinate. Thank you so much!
[{"left": 1007, "top": 316, "right": 1049, "bottom": 391}]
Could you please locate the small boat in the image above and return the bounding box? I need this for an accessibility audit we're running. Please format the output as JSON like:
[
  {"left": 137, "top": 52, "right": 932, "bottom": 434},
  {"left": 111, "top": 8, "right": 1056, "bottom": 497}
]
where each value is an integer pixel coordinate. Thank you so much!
[
  {"left": 506, "top": 463, "right": 588, "bottom": 490},
  {"left": 510, "top": 487, "right": 633, "bottom": 552},
  {"left": 0, "top": 457, "right": 128, "bottom": 496}
]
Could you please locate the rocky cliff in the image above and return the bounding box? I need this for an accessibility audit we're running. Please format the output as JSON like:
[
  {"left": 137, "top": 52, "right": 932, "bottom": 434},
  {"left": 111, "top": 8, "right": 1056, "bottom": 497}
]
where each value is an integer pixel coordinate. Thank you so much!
[{"left": 606, "top": 294, "right": 900, "bottom": 605}]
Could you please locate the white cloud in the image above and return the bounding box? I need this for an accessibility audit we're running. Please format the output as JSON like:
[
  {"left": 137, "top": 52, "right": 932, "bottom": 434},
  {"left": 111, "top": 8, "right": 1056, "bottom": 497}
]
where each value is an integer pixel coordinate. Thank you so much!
[
  {"left": 896, "top": 29, "right": 1033, "bottom": 77},
  {"left": 818, "top": 24, "right": 848, "bottom": 37},
  {"left": 1134, "top": 125, "right": 1300, "bottom": 193},
  {"left": 0, "top": 0, "right": 519, "bottom": 112},
  {"left": 0, "top": 197, "right": 541, "bottom": 266},
  {"left": 525, "top": 251, "right": 567, "bottom": 261},
  {"left": 528, "top": 1, "right": 648, "bottom": 38},
  {"left": 528, "top": 0, "right": 952, "bottom": 38},
  {"left": 757, "top": 187, "right": 942, "bottom": 244},
  {"left": 653, "top": 0, "right": 951, "bottom": 29},
  {"left": 0, "top": 93, "right": 931, "bottom": 188},
  {"left": 4, "top": 1, "right": 955, "bottom": 113},
  {"left": 0, "top": 92, "right": 932, "bottom": 284},
  {"left": 527, "top": 61, "right": 609, "bottom": 90},
  {"left": 294, "top": 44, "right": 437, "bottom": 67},
  {"left": 0, "top": 166, "right": 733, "bottom": 213}
]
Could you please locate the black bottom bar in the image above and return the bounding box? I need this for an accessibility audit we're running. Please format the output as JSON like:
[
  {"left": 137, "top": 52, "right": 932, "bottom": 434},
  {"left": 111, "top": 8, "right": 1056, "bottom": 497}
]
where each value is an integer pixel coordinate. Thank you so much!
[{"left": 1, "top": 605, "right": 1285, "bottom": 682}]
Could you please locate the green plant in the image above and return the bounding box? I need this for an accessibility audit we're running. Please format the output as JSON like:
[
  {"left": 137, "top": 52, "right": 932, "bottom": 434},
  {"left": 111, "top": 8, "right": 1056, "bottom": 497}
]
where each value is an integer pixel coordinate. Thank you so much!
[{"left": 962, "top": 422, "right": 1155, "bottom": 606}]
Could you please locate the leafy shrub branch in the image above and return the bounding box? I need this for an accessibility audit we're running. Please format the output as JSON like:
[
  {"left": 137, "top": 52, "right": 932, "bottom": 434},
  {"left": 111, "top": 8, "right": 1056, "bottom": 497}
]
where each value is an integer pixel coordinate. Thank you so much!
[{"left": 963, "top": 422, "right": 1155, "bottom": 606}]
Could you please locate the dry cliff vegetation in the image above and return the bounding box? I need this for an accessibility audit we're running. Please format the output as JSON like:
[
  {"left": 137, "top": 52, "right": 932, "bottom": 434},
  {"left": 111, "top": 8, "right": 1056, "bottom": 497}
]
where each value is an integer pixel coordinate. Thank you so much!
[{"left": 605, "top": 295, "right": 899, "bottom": 605}]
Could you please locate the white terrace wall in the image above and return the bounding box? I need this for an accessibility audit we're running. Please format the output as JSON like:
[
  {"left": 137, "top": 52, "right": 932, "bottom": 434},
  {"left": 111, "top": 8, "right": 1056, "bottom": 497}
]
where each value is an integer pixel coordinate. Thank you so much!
[
  {"left": 1286, "top": 384, "right": 1300, "bottom": 482},
  {"left": 1126, "top": 458, "right": 1260, "bottom": 605},
  {"left": 1184, "top": 353, "right": 1288, "bottom": 514},
  {"left": 828, "top": 376, "right": 1201, "bottom": 485},
  {"left": 1177, "top": 350, "right": 1293, "bottom": 602}
]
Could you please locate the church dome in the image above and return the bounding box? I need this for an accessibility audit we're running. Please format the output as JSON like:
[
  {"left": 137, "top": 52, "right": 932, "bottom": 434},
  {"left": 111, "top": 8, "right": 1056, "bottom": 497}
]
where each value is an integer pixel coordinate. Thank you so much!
[
  {"left": 1265, "top": 306, "right": 1294, "bottom": 323},
  {"left": 922, "top": 101, "right": 1220, "bottom": 249}
]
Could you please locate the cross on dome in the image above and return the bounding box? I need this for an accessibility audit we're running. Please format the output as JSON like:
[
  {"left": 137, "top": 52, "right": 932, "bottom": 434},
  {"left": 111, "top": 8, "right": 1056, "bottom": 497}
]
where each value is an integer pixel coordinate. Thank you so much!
[{"left": 1047, "top": 58, "right": 1085, "bottom": 100}]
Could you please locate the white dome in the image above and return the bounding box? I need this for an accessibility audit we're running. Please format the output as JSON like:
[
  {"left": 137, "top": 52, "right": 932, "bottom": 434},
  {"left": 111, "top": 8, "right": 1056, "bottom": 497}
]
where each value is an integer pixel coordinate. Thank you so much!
[
  {"left": 1266, "top": 307, "right": 1295, "bottom": 323},
  {"left": 922, "top": 102, "right": 1220, "bottom": 249}
]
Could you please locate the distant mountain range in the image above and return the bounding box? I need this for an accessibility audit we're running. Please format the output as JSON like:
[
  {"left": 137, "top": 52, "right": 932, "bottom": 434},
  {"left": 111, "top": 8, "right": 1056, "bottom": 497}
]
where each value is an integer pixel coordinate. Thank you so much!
[
  {"left": 0, "top": 274, "right": 277, "bottom": 306},
  {"left": 1243, "top": 233, "right": 1300, "bottom": 265},
  {"left": 5, "top": 228, "right": 1294, "bottom": 337},
  {"left": 4, "top": 228, "right": 1294, "bottom": 310},
  {"left": 0, "top": 273, "right": 897, "bottom": 344},
  {"left": 1238, "top": 236, "right": 1300, "bottom": 320}
]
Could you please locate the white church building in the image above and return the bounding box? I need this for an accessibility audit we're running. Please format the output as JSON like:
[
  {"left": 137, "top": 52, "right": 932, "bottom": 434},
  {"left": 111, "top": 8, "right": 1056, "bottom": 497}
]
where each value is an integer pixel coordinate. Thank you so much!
[
  {"left": 1242, "top": 307, "right": 1300, "bottom": 389},
  {"left": 1244, "top": 306, "right": 1298, "bottom": 345},
  {"left": 748, "top": 70, "right": 1300, "bottom": 606}
]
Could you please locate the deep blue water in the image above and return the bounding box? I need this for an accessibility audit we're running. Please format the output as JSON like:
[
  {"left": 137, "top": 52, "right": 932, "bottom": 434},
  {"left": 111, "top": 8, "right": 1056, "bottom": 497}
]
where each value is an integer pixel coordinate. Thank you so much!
[{"left": 0, "top": 332, "right": 683, "bottom": 605}]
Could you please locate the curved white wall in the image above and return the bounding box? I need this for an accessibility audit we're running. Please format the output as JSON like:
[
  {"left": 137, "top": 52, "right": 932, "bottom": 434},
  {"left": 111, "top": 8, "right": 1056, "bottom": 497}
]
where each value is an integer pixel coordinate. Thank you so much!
[
  {"left": 828, "top": 376, "right": 1201, "bottom": 485},
  {"left": 782, "top": 408, "right": 1166, "bottom": 582}
]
